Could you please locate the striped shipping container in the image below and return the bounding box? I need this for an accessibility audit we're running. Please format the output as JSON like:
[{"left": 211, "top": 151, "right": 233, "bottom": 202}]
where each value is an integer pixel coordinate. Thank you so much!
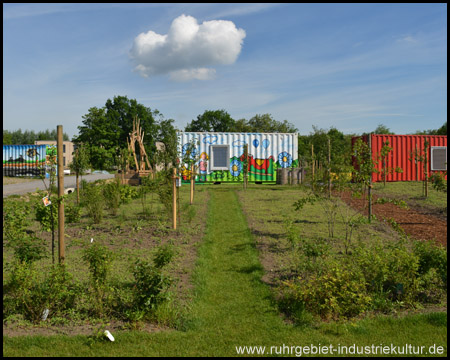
[
  {"left": 3, "top": 144, "right": 56, "bottom": 177},
  {"left": 178, "top": 132, "right": 299, "bottom": 183},
  {"left": 352, "top": 134, "right": 447, "bottom": 182}
]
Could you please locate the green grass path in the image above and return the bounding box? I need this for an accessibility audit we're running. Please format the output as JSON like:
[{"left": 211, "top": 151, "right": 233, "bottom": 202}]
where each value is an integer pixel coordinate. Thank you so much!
[{"left": 3, "top": 187, "right": 447, "bottom": 357}]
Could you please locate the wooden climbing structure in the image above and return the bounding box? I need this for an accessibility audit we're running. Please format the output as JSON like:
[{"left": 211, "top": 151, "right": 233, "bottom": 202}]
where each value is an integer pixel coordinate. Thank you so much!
[{"left": 118, "top": 116, "right": 153, "bottom": 185}]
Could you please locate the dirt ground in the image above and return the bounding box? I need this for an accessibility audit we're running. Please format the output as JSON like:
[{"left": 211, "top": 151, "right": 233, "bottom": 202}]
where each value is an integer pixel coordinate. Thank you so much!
[{"left": 338, "top": 191, "right": 447, "bottom": 247}]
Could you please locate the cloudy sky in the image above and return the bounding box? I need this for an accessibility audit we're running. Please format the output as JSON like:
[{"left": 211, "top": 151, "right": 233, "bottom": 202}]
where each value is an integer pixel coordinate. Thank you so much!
[{"left": 3, "top": 3, "right": 447, "bottom": 138}]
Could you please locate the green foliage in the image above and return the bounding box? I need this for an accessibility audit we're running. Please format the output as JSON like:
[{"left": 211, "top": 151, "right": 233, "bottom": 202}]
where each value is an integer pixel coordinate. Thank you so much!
[
  {"left": 103, "top": 178, "right": 122, "bottom": 215},
  {"left": 281, "top": 259, "right": 371, "bottom": 320},
  {"left": 119, "top": 184, "right": 139, "bottom": 204},
  {"left": 373, "top": 124, "right": 394, "bottom": 134},
  {"left": 155, "top": 118, "right": 179, "bottom": 171},
  {"left": 7, "top": 233, "right": 47, "bottom": 264},
  {"left": 375, "top": 197, "right": 409, "bottom": 209},
  {"left": 153, "top": 244, "right": 175, "bottom": 269},
  {"left": 65, "top": 202, "right": 82, "bottom": 223},
  {"left": 4, "top": 263, "right": 77, "bottom": 323},
  {"left": 430, "top": 172, "right": 447, "bottom": 193},
  {"left": 68, "top": 144, "right": 91, "bottom": 176},
  {"left": 3, "top": 128, "right": 69, "bottom": 145},
  {"left": 34, "top": 195, "right": 58, "bottom": 232},
  {"left": 281, "top": 236, "right": 446, "bottom": 323},
  {"left": 413, "top": 240, "right": 447, "bottom": 286},
  {"left": 81, "top": 182, "right": 104, "bottom": 223},
  {"left": 82, "top": 243, "right": 115, "bottom": 287},
  {"left": 73, "top": 96, "right": 160, "bottom": 170},
  {"left": 3, "top": 199, "right": 32, "bottom": 241},
  {"left": 132, "top": 259, "right": 172, "bottom": 311},
  {"left": 185, "top": 109, "right": 235, "bottom": 132}
]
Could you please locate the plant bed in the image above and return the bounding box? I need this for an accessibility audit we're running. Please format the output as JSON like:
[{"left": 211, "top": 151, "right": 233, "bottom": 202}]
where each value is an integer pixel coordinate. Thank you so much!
[{"left": 3, "top": 181, "right": 210, "bottom": 336}]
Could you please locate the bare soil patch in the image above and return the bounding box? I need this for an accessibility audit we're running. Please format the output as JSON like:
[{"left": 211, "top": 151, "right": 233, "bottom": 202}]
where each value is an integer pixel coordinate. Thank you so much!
[{"left": 338, "top": 191, "right": 447, "bottom": 247}]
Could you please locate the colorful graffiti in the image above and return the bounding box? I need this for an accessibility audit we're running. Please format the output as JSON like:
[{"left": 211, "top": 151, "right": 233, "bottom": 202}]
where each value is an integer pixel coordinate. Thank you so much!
[
  {"left": 178, "top": 132, "right": 298, "bottom": 183},
  {"left": 3, "top": 144, "right": 56, "bottom": 177}
]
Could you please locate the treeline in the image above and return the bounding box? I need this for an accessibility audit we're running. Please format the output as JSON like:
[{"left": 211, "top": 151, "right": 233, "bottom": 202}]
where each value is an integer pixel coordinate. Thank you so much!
[
  {"left": 3, "top": 129, "right": 70, "bottom": 145},
  {"left": 3, "top": 94, "right": 446, "bottom": 172}
]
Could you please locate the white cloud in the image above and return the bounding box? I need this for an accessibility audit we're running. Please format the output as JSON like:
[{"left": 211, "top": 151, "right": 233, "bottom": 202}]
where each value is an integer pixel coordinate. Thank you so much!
[{"left": 130, "top": 14, "right": 246, "bottom": 81}]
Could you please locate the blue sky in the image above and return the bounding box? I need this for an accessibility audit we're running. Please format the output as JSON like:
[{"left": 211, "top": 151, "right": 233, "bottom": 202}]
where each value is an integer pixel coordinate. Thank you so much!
[{"left": 3, "top": 3, "right": 447, "bottom": 139}]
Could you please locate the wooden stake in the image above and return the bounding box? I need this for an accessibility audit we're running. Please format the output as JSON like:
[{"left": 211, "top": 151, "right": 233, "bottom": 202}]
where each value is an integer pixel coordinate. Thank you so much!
[
  {"left": 328, "top": 137, "right": 331, "bottom": 198},
  {"left": 57, "top": 125, "right": 65, "bottom": 263},
  {"left": 368, "top": 133, "right": 372, "bottom": 223},
  {"left": 173, "top": 168, "right": 177, "bottom": 229},
  {"left": 190, "top": 164, "right": 194, "bottom": 205},
  {"left": 311, "top": 144, "right": 315, "bottom": 191}
]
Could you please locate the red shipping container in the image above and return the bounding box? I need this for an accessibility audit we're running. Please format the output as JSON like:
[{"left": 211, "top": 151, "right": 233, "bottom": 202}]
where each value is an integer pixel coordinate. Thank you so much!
[{"left": 352, "top": 134, "right": 447, "bottom": 182}]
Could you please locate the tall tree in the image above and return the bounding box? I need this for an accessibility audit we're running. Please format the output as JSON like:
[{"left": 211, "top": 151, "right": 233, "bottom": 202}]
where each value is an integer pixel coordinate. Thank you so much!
[
  {"left": 185, "top": 109, "right": 235, "bottom": 132},
  {"left": 245, "top": 114, "right": 298, "bottom": 133},
  {"left": 73, "top": 96, "right": 159, "bottom": 170},
  {"left": 373, "top": 124, "right": 394, "bottom": 134}
]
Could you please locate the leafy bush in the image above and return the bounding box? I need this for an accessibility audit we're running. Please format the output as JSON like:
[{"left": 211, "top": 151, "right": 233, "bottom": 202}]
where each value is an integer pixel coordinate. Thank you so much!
[
  {"left": 4, "top": 262, "right": 77, "bottom": 323},
  {"left": 153, "top": 244, "right": 175, "bottom": 269},
  {"left": 120, "top": 184, "right": 139, "bottom": 204},
  {"left": 103, "top": 178, "right": 122, "bottom": 215},
  {"left": 81, "top": 182, "right": 104, "bottom": 223},
  {"left": 82, "top": 243, "right": 115, "bottom": 287},
  {"left": 65, "top": 202, "right": 82, "bottom": 223},
  {"left": 3, "top": 199, "right": 32, "bottom": 240},
  {"left": 430, "top": 172, "right": 447, "bottom": 193},
  {"left": 34, "top": 194, "right": 59, "bottom": 232},
  {"left": 7, "top": 233, "right": 47, "bottom": 264},
  {"left": 413, "top": 240, "right": 447, "bottom": 286},
  {"left": 132, "top": 259, "right": 172, "bottom": 312},
  {"left": 280, "top": 237, "right": 446, "bottom": 323},
  {"left": 281, "top": 259, "right": 371, "bottom": 320}
]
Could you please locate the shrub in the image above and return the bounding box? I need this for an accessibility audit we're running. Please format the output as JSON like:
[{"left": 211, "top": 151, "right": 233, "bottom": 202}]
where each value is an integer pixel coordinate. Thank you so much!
[
  {"left": 103, "top": 178, "right": 122, "bottom": 215},
  {"left": 81, "top": 182, "right": 104, "bottom": 223},
  {"left": 132, "top": 259, "right": 172, "bottom": 312},
  {"left": 120, "top": 184, "right": 139, "bottom": 204},
  {"left": 82, "top": 243, "right": 115, "bottom": 287},
  {"left": 3, "top": 199, "right": 32, "bottom": 240},
  {"left": 65, "top": 202, "right": 82, "bottom": 223},
  {"left": 430, "top": 172, "right": 447, "bottom": 193},
  {"left": 7, "top": 233, "right": 47, "bottom": 264},
  {"left": 281, "top": 259, "right": 371, "bottom": 320},
  {"left": 153, "top": 244, "right": 175, "bottom": 269},
  {"left": 413, "top": 240, "right": 447, "bottom": 287},
  {"left": 4, "top": 262, "right": 76, "bottom": 323},
  {"left": 34, "top": 195, "right": 58, "bottom": 232}
]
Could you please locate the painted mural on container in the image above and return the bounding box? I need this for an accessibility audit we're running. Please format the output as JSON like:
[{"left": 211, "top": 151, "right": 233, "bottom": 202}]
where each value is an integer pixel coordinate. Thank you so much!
[
  {"left": 178, "top": 132, "right": 298, "bottom": 182},
  {"left": 3, "top": 144, "right": 57, "bottom": 177}
]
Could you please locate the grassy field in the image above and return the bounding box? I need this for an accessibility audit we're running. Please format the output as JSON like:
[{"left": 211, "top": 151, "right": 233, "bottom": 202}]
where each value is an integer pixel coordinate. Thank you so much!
[
  {"left": 3, "top": 183, "right": 447, "bottom": 356},
  {"left": 372, "top": 181, "right": 447, "bottom": 212}
]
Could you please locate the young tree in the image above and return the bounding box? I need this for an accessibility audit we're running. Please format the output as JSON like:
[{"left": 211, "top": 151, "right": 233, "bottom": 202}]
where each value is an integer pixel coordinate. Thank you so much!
[
  {"left": 68, "top": 144, "right": 91, "bottom": 204},
  {"left": 155, "top": 119, "right": 179, "bottom": 172}
]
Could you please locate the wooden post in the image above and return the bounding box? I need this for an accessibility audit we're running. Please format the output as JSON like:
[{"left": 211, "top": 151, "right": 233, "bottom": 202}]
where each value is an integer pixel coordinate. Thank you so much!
[
  {"left": 368, "top": 133, "right": 372, "bottom": 223},
  {"left": 424, "top": 138, "right": 429, "bottom": 197},
  {"left": 57, "top": 125, "right": 65, "bottom": 263},
  {"left": 173, "top": 168, "right": 177, "bottom": 229},
  {"left": 328, "top": 137, "right": 331, "bottom": 198},
  {"left": 311, "top": 144, "right": 315, "bottom": 191},
  {"left": 190, "top": 163, "right": 194, "bottom": 205}
]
